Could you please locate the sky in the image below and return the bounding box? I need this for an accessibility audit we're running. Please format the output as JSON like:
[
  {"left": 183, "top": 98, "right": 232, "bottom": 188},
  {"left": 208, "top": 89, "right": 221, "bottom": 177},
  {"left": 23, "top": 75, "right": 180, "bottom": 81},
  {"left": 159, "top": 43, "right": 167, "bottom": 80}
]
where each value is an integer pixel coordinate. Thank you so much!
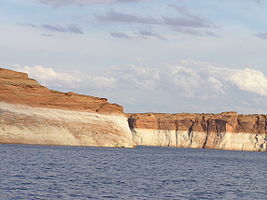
[{"left": 1, "top": 0, "right": 267, "bottom": 114}]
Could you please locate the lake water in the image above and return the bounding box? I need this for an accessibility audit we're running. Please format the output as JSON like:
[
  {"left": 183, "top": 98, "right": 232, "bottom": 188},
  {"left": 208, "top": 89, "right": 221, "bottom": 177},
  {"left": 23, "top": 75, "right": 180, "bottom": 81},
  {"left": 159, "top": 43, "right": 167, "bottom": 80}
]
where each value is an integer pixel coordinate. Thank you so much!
[{"left": 0, "top": 144, "right": 266, "bottom": 200}]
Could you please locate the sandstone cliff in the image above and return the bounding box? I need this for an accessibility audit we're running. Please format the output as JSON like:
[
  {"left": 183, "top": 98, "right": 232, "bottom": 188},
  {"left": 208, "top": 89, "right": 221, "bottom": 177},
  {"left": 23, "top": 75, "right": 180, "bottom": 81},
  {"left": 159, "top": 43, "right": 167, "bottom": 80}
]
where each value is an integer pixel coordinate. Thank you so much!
[
  {"left": 0, "top": 68, "right": 134, "bottom": 147},
  {"left": 1, "top": 68, "right": 267, "bottom": 151},
  {"left": 0, "top": 68, "right": 122, "bottom": 114},
  {"left": 127, "top": 112, "right": 267, "bottom": 152}
]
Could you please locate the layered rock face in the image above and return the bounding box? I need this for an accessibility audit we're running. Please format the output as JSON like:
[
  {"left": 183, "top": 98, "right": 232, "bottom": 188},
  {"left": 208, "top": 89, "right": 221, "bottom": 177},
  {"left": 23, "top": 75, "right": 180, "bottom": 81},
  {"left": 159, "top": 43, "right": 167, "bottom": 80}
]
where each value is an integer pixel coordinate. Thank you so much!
[
  {"left": 0, "top": 68, "right": 134, "bottom": 147},
  {"left": 1, "top": 68, "right": 267, "bottom": 151},
  {"left": 0, "top": 68, "right": 122, "bottom": 114},
  {"left": 128, "top": 113, "right": 267, "bottom": 151}
]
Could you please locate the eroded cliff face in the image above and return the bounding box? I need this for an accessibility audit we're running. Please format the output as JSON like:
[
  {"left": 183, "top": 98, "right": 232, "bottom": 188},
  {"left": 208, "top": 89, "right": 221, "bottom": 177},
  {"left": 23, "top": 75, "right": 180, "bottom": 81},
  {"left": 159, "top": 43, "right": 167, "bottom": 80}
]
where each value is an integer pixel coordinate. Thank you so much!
[
  {"left": 0, "top": 68, "right": 122, "bottom": 114},
  {"left": 0, "top": 68, "right": 134, "bottom": 147},
  {"left": 127, "top": 113, "right": 267, "bottom": 152},
  {"left": 1, "top": 68, "right": 267, "bottom": 151}
]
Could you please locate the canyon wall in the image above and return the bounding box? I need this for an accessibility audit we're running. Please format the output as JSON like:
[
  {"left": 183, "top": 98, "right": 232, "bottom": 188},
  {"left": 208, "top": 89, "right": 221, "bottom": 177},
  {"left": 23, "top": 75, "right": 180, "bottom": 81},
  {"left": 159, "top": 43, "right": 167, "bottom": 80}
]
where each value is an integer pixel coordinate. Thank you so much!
[
  {"left": 127, "top": 113, "right": 267, "bottom": 152},
  {"left": 0, "top": 68, "right": 134, "bottom": 147},
  {"left": 1, "top": 67, "right": 267, "bottom": 151}
]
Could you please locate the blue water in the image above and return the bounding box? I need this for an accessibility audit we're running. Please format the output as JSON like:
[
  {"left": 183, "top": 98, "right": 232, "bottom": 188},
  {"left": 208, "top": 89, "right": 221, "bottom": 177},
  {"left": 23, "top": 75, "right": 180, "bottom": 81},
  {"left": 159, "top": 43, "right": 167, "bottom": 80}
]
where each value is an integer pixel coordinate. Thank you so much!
[{"left": 0, "top": 144, "right": 266, "bottom": 200}]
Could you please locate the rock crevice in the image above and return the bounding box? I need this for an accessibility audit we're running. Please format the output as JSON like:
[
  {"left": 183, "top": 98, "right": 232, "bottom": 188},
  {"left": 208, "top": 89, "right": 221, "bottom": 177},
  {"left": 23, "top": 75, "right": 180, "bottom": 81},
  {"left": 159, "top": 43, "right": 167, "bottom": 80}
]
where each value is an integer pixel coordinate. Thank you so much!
[{"left": 127, "top": 113, "right": 267, "bottom": 151}]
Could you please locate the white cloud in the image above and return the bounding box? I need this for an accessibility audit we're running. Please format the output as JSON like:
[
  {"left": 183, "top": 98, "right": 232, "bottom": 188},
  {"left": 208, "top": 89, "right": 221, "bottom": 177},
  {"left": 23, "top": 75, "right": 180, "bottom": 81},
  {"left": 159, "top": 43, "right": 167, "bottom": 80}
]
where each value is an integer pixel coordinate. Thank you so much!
[
  {"left": 14, "top": 62, "right": 267, "bottom": 98},
  {"left": 168, "top": 66, "right": 202, "bottom": 97},
  {"left": 128, "top": 64, "right": 160, "bottom": 80},
  {"left": 228, "top": 68, "right": 267, "bottom": 96},
  {"left": 208, "top": 77, "right": 225, "bottom": 92},
  {"left": 90, "top": 76, "right": 116, "bottom": 89},
  {"left": 182, "top": 60, "right": 267, "bottom": 97},
  {"left": 10, "top": 61, "right": 267, "bottom": 113},
  {"left": 13, "top": 65, "right": 80, "bottom": 86},
  {"left": 13, "top": 65, "right": 115, "bottom": 89},
  {"left": 110, "top": 64, "right": 160, "bottom": 90}
]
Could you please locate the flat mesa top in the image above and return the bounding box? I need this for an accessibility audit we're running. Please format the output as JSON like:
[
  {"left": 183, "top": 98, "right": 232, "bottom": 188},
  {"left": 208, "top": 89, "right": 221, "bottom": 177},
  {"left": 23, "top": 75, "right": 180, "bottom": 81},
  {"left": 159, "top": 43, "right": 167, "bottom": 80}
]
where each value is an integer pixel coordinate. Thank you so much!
[{"left": 0, "top": 67, "right": 123, "bottom": 114}]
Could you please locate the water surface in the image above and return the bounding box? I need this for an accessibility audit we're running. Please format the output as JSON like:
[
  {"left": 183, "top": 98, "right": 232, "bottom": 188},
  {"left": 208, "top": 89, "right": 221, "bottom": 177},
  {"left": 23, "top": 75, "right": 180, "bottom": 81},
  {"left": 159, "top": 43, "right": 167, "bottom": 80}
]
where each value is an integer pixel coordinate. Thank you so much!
[{"left": 1, "top": 144, "right": 266, "bottom": 200}]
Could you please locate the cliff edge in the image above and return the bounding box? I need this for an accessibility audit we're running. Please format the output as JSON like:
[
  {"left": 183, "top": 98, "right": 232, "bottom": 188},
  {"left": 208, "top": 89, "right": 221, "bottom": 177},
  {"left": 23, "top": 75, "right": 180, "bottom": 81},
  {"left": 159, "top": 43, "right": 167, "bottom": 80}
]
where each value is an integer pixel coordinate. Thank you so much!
[
  {"left": 0, "top": 68, "right": 122, "bottom": 114},
  {"left": 0, "top": 68, "right": 134, "bottom": 147},
  {"left": 1, "top": 67, "right": 266, "bottom": 151},
  {"left": 127, "top": 112, "right": 267, "bottom": 151}
]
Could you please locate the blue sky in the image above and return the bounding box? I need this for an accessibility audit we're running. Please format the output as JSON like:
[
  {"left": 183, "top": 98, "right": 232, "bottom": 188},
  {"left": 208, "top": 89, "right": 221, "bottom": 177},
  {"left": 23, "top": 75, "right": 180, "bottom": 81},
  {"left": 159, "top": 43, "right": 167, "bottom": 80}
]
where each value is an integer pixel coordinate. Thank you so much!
[{"left": 1, "top": 0, "right": 267, "bottom": 113}]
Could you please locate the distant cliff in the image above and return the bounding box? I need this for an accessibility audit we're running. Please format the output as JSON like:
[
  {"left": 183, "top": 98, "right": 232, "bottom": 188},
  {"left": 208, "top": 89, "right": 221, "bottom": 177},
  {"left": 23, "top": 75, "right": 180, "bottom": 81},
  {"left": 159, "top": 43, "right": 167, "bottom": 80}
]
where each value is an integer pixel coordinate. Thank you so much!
[
  {"left": 1, "top": 68, "right": 267, "bottom": 151},
  {"left": 127, "top": 113, "right": 267, "bottom": 152},
  {"left": 0, "top": 68, "right": 134, "bottom": 147}
]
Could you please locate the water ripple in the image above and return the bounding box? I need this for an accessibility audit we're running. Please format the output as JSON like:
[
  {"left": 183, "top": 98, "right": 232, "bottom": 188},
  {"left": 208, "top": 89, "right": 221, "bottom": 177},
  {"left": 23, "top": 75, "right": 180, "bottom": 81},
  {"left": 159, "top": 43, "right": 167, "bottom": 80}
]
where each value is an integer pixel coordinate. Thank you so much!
[{"left": 0, "top": 144, "right": 266, "bottom": 200}]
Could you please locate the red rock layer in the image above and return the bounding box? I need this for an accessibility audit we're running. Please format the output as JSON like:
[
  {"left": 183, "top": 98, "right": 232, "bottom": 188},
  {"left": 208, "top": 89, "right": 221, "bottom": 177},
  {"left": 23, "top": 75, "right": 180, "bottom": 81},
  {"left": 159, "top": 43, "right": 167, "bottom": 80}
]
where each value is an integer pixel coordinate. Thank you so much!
[
  {"left": 0, "top": 68, "right": 123, "bottom": 114},
  {"left": 127, "top": 112, "right": 267, "bottom": 134}
]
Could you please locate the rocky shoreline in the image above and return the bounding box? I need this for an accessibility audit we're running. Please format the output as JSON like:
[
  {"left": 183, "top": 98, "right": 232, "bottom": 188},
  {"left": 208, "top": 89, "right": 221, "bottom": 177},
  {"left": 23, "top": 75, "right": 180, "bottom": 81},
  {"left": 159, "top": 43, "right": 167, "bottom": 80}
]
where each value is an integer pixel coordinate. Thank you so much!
[
  {"left": 128, "top": 113, "right": 267, "bottom": 151},
  {"left": 0, "top": 68, "right": 266, "bottom": 151}
]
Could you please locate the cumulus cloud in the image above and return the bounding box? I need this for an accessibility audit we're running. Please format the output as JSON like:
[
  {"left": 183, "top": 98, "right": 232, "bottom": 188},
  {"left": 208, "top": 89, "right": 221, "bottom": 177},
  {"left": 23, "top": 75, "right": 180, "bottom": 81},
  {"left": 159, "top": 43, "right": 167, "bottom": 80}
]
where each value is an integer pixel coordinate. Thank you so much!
[
  {"left": 110, "top": 64, "right": 160, "bottom": 90},
  {"left": 110, "top": 62, "right": 264, "bottom": 99},
  {"left": 178, "top": 60, "right": 267, "bottom": 97},
  {"left": 168, "top": 66, "right": 202, "bottom": 97},
  {"left": 14, "top": 62, "right": 267, "bottom": 98},
  {"left": 208, "top": 77, "right": 224, "bottom": 92},
  {"left": 229, "top": 68, "right": 267, "bottom": 96},
  {"left": 12, "top": 65, "right": 80, "bottom": 88},
  {"left": 11, "top": 62, "right": 267, "bottom": 113},
  {"left": 12, "top": 64, "right": 160, "bottom": 91},
  {"left": 13, "top": 65, "right": 115, "bottom": 89}
]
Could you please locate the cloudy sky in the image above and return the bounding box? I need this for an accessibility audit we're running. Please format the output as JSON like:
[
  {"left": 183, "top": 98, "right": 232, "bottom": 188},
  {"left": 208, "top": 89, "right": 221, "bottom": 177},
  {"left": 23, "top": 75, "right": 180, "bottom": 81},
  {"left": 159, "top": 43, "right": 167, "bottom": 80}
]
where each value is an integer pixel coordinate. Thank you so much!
[{"left": 1, "top": 0, "right": 267, "bottom": 113}]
